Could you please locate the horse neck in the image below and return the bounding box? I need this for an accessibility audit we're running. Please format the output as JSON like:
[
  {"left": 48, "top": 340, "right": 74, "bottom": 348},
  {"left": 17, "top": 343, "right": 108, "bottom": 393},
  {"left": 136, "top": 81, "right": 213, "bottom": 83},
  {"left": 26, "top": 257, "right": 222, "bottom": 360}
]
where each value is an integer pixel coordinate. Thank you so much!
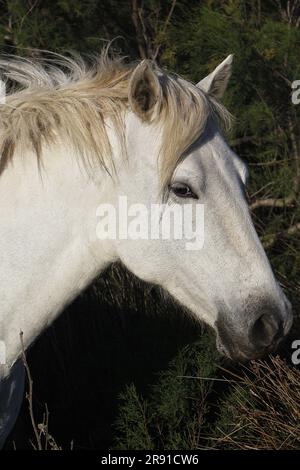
[{"left": 0, "top": 142, "right": 117, "bottom": 373}]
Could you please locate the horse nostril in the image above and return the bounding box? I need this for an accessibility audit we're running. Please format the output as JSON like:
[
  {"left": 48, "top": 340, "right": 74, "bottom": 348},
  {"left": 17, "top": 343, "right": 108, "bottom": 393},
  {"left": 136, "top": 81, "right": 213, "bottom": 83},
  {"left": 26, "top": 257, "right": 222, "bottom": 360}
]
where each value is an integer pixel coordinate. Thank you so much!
[{"left": 250, "top": 313, "right": 283, "bottom": 349}]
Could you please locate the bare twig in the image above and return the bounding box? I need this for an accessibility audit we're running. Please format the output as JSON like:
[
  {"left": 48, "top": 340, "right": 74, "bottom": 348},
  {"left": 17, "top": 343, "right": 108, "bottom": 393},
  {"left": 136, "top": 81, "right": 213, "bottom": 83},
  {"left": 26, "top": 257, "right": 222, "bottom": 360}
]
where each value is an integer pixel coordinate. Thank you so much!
[
  {"left": 250, "top": 195, "right": 296, "bottom": 210},
  {"left": 131, "top": 0, "right": 147, "bottom": 59},
  {"left": 152, "top": 0, "right": 177, "bottom": 61},
  {"left": 19, "top": 331, "right": 61, "bottom": 450},
  {"left": 20, "top": 331, "right": 42, "bottom": 450}
]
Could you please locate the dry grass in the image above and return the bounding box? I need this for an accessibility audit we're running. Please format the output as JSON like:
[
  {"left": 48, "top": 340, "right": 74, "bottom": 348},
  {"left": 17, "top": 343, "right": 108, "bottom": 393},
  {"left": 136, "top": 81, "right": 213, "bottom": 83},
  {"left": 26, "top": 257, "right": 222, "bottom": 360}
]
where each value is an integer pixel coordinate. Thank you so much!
[{"left": 213, "top": 356, "right": 300, "bottom": 450}]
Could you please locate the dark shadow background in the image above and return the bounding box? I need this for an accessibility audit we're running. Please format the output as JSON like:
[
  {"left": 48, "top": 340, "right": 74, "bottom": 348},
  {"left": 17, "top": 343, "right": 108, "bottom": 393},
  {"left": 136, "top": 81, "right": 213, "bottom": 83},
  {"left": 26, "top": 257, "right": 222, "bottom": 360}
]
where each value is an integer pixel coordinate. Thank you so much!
[{"left": 5, "top": 265, "right": 203, "bottom": 449}]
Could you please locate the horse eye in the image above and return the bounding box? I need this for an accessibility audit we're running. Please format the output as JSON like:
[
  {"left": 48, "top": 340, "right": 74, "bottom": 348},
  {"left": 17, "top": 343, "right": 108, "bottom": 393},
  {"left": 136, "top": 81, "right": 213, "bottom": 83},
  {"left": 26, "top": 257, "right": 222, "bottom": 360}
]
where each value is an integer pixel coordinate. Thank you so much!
[{"left": 170, "top": 182, "right": 198, "bottom": 199}]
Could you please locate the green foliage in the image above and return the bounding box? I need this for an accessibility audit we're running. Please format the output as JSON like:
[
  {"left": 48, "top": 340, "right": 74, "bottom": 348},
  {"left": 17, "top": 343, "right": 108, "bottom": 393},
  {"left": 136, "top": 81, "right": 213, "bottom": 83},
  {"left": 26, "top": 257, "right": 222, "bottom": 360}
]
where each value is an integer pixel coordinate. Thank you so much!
[
  {"left": 114, "top": 334, "right": 220, "bottom": 450},
  {"left": 0, "top": 0, "right": 135, "bottom": 54},
  {"left": 114, "top": 384, "right": 154, "bottom": 450},
  {"left": 209, "top": 383, "right": 253, "bottom": 449}
]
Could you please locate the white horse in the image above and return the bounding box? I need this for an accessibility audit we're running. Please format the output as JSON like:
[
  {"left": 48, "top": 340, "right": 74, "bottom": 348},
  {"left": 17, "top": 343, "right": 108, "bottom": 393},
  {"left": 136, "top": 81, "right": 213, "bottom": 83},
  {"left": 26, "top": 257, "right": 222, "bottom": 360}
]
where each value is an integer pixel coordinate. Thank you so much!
[{"left": 0, "top": 52, "right": 293, "bottom": 447}]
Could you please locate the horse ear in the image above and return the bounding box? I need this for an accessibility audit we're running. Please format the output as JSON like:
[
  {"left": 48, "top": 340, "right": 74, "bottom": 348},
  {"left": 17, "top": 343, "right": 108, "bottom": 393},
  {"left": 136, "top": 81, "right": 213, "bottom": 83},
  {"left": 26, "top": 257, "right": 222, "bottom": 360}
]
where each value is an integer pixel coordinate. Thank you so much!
[
  {"left": 197, "top": 54, "right": 233, "bottom": 99},
  {"left": 129, "top": 60, "right": 162, "bottom": 122}
]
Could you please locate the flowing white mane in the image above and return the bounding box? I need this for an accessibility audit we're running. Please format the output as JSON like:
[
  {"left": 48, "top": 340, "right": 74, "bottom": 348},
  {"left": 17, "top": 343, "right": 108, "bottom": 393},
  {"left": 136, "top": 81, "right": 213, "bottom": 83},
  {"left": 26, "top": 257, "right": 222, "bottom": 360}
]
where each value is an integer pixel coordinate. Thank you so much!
[{"left": 0, "top": 50, "right": 231, "bottom": 187}]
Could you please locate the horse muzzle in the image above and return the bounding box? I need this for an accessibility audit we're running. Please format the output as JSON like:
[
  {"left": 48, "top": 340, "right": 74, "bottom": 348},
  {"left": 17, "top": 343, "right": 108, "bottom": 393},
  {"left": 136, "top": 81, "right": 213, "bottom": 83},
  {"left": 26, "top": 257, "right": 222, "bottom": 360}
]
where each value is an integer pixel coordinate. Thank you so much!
[{"left": 215, "top": 297, "right": 293, "bottom": 362}]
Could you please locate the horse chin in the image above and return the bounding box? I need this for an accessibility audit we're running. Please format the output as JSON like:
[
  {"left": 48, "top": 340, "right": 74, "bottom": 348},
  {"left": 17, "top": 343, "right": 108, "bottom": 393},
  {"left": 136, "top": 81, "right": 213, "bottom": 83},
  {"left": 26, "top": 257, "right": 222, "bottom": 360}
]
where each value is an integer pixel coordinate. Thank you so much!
[
  {"left": 216, "top": 343, "right": 250, "bottom": 363},
  {"left": 216, "top": 335, "right": 271, "bottom": 363},
  {"left": 216, "top": 335, "right": 285, "bottom": 363},
  {"left": 216, "top": 336, "right": 238, "bottom": 362}
]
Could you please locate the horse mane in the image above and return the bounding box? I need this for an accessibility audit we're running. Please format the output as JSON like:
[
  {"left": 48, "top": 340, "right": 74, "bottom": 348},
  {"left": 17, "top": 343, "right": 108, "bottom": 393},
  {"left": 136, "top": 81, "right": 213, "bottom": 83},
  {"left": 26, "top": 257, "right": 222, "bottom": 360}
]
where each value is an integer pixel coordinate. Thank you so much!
[{"left": 0, "top": 49, "right": 231, "bottom": 188}]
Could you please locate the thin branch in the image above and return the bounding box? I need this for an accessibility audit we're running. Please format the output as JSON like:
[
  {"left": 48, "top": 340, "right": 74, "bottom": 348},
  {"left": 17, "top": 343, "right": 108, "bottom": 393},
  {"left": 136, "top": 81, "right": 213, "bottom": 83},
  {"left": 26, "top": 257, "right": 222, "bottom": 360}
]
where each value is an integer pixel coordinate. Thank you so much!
[
  {"left": 152, "top": 0, "right": 177, "bottom": 61},
  {"left": 250, "top": 195, "right": 295, "bottom": 210},
  {"left": 20, "top": 331, "right": 42, "bottom": 450},
  {"left": 20, "top": 332, "right": 61, "bottom": 450},
  {"left": 131, "top": 0, "right": 147, "bottom": 59}
]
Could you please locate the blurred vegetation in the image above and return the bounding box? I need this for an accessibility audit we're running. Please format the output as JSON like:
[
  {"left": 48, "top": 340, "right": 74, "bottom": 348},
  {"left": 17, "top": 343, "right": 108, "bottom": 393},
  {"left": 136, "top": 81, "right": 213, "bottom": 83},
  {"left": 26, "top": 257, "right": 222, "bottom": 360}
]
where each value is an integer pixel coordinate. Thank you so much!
[{"left": 1, "top": 0, "right": 299, "bottom": 450}]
